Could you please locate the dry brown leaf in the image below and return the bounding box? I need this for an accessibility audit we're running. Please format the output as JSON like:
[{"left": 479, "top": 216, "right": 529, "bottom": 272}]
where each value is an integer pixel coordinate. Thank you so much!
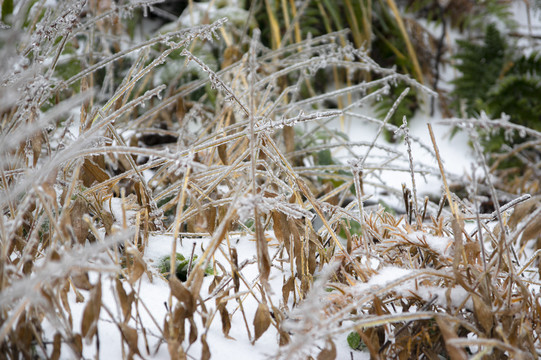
[
  {"left": 42, "top": 168, "right": 58, "bottom": 209},
  {"left": 176, "top": 97, "right": 186, "bottom": 124},
  {"left": 116, "top": 277, "right": 133, "bottom": 322},
  {"left": 206, "top": 206, "right": 217, "bottom": 233},
  {"left": 435, "top": 316, "right": 467, "bottom": 360},
  {"left": 472, "top": 295, "right": 494, "bottom": 334},
  {"left": 51, "top": 333, "right": 62, "bottom": 360},
  {"left": 119, "top": 323, "right": 141, "bottom": 357},
  {"left": 201, "top": 333, "right": 211, "bottom": 360},
  {"left": 253, "top": 302, "right": 271, "bottom": 342},
  {"left": 81, "top": 279, "right": 102, "bottom": 340},
  {"left": 231, "top": 247, "right": 240, "bottom": 293},
  {"left": 127, "top": 247, "right": 147, "bottom": 284},
  {"left": 189, "top": 265, "right": 205, "bottom": 298},
  {"left": 218, "top": 301, "right": 232, "bottom": 338},
  {"left": 81, "top": 158, "right": 109, "bottom": 187},
  {"left": 282, "top": 276, "right": 295, "bottom": 305},
  {"left": 31, "top": 133, "right": 43, "bottom": 167},
  {"left": 218, "top": 143, "right": 228, "bottom": 165},
  {"left": 172, "top": 305, "right": 187, "bottom": 343},
  {"left": 67, "top": 197, "right": 90, "bottom": 244},
  {"left": 221, "top": 45, "right": 241, "bottom": 68},
  {"left": 188, "top": 318, "right": 198, "bottom": 345},
  {"left": 255, "top": 215, "right": 271, "bottom": 284},
  {"left": 167, "top": 339, "right": 187, "bottom": 360},
  {"left": 71, "top": 271, "right": 93, "bottom": 290},
  {"left": 102, "top": 210, "right": 115, "bottom": 235},
  {"left": 283, "top": 125, "right": 295, "bottom": 154},
  {"left": 317, "top": 338, "right": 336, "bottom": 360},
  {"left": 72, "top": 333, "right": 83, "bottom": 357},
  {"left": 169, "top": 276, "right": 195, "bottom": 315},
  {"left": 60, "top": 282, "right": 73, "bottom": 326}
]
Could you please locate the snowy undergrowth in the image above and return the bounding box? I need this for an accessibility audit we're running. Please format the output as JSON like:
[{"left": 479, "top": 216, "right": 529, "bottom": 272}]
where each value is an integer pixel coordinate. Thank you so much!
[{"left": 1, "top": 1, "right": 541, "bottom": 360}]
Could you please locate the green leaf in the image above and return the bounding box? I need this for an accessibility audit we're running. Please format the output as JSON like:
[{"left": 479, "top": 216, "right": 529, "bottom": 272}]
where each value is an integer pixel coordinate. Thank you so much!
[
  {"left": 347, "top": 331, "right": 363, "bottom": 350},
  {"left": 2, "top": 0, "right": 13, "bottom": 23}
]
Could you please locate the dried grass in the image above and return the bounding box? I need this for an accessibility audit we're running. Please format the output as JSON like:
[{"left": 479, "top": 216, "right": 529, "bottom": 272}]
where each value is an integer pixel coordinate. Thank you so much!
[{"left": 1, "top": 1, "right": 540, "bottom": 359}]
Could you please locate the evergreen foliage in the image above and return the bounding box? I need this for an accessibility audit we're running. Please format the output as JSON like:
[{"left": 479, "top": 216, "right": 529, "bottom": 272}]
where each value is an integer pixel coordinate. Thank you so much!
[{"left": 452, "top": 23, "right": 541, "bottom": 169}]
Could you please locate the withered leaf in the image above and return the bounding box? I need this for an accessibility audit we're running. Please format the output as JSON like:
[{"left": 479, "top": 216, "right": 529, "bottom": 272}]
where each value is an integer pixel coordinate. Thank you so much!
[
  {"left": 253, "top": 302, "right": 271, "bottom": 342},
  {"left": 42, "top": 168, "right": 58, "bottom": 209},
  {"left": 255, "top": 216, "right": 271, "bottom": 284},
  {"left": 221, "top": 45, "right": 241, "bottom": 68},
  {"left": 206, "top": 206, "right": 217, "bottom": 233},
  {"left": 188, "top": 318, "right": 198, "bottom": 345},
  {"left": 176, "top": 97, "right": 186, "bottom": 124},
  {"left": 169, "top": 276, "right": 195, "bottom": 315},
  {"left": 51, "top": 333, "right": 62, "bottom": 360},
  {"left": 218, "top": 302, "right": 232, "bottom": 338},
  {"left": 472, "top": 295, "right": 494, "bottom": 333},
  {"left": 435, "top": 315, "right": 467, "bottom": 360},
  {"left": 116, "top": 277, "right": 133, "bottom": 322},
  {"left": 231, "top": 247, "right": 240, "bottom": 293},
  {"left": 31, "top": 133, "right": 43, "bottom": 167},
  {"left": 71, "top": 271, "right": 93, "bottom": 290},
  {"left": 283, "top": 125, "right": 295, "bottom": 154},
  {"left": 68, "top": 197, "right": 90, "bottom": 244},
  {"left": 81, "top": 279, "right": 102, "bottom": 340},
  {"left": 282, "top": 276, "right": 295, "bottom": 305},
  {"left": 81, "top": 158, "right": 109, "bottom": 187},
  {"left": 72, "top": 333, "right": 83, "bottom": 357},
  {"left": 167, "top": 339, "right": 187, "bottom": 360},
  {"left": 119, "top": 323, "right": 141, "bottom": 357},
  {"left": 317, "top": 338, "right": 336, "bottom": 360},
  {"left": 127, "top": 247, "right": 147, "bottom": 284},
  {"left": 217, "top": 143, "right": 228, "bottom": 165},
  {"left": 201, "top": 333, "right": 211, "bottom": 360},
  {"left": 189, "top": 265, "right": 205, "bottom": 298}
]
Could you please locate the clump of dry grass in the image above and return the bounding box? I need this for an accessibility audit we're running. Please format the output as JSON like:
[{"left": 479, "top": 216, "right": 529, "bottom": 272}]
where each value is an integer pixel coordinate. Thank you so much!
[{"left": 1, "top": 1, "right": 540, "bottom": 360}]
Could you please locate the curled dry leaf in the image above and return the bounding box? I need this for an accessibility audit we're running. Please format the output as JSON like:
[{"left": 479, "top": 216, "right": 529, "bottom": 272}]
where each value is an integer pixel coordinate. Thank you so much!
[
  {"left": 119, "top": 323, "right": 141, "bottom": 357},
  {"left": 126, "top": 247, "right": 147, "bottom": 284},
  {"left": 317, "top": 338, "right": 336, "bottom": 360},
  {"left": 472, "top": 295, "right": 494, "bottom": 334},
  {"left": 115, "top": 277, "right": 134, "bottom": 322},
  {"left": 169, "top": 276, "right": 195, "bottom": 316},
  {"left": 201, "top": 333, "right": 211, "bottom": 360},
  {"left": 71, "top": 270, "right": 93, "bottom": 291},
  {"left": 81, "top": 278, "right": 102, "bottom": 340},
  {"left": 253, "top": 302, "right": 272, "bottom": 342},
  {"left": 81, "top": 158, "right": 110, "bottom": 187},
  {"left": 51, "top": 332, "right": 62, "bottom": 360},
  {"left": 66, "top": 197, "right": 90, "bottom": 244},
  {"left": 435, "top": 316, "right": 467, "bottom": 360}
]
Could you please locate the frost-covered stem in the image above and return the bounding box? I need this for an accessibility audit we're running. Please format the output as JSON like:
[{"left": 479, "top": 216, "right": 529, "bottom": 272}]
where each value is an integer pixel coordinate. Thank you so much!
[
  {"left": 508, "top": 206, "right": 541, "bottom": 245},
  {"left": 350, "top": 159, "right": 369, "bottom": 255},
  {"left": 63, "top": 18, "right": 228, "bottom": 88},
  {"left": 470, "top": 164, "right": 488, "bottom": 274},
  {"left": 427, "top": 123, "right": 458, "bottom": 218},
  {"left": 491, "top": 194, "right": 531, "bottom": 221},
  {"left": 87, "top": 17, "right": 226, "bottom": 126},
  {"left": 249, "top": 29, "right": 270, "bottom": 287},
  {"left": 471, "top": 139, "right": 511, "bottom": 280},
  {"left": 89, "top": 84, "right": 165, "bottom": 134},
  {"left": 437, "top": 117, "right": 541, "bottom": 139},
  {"left": 401, "top": 116, "right": 419, "bottom": 221},
  {"left": 362, "top": 87, "right": 410, "bottom": 167},
  {"left": 106, "top": 124, "right": 163, "bottom": 230},
  {"left": 181, "top": 49, "right": 249, "bottom": 117},
  {"left": 277, "top": 75, "right": 399, "bottom": 113}
]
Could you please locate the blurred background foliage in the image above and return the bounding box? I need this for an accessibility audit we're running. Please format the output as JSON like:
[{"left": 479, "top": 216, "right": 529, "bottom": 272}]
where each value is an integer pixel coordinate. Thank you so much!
[{"left": 3, "top": 0, "right": 538, "bottom": 187}]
